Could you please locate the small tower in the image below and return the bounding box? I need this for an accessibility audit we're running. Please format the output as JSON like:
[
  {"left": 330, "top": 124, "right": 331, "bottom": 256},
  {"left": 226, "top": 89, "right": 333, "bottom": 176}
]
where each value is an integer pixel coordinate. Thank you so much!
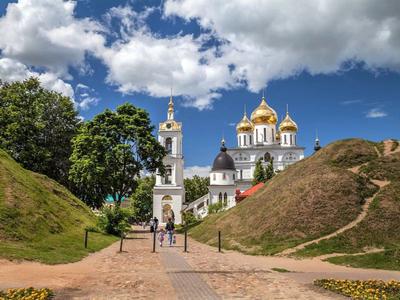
[
  {"left": 209, "top": 139, "right": 237, "bottom": 209},
  {"left": 279, "top": 105, "right": 298, "bottom": 147},
  {"left": 153, "top": 95, "right": 185, "bottom": 224},
  {"left": 314, "top": 130, "right": 321, "bottom": 152}
]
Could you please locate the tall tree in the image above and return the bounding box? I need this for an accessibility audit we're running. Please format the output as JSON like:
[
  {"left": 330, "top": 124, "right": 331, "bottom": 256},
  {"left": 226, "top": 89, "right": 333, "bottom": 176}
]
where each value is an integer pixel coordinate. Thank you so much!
[
  {"left": 265, "top": 158, "right": 275, "bottom": 181},
  {"left": 0, "top": 77, "right": 79, "bottom": 185},
  {"left": 69, "top": 103, "right": 166, "bottom": 208},
  {"left": 252, "top": 158, "right": 266, "bottom": 185},
  {"left": 130, "top": 175, "right": 155, "bottom": 222},
  {"left": 184, "top": 175, "right": 210, "bottom": 203}
]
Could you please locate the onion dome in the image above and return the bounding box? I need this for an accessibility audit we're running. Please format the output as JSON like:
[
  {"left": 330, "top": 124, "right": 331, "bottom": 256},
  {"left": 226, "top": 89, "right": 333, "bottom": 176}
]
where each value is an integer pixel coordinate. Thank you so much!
[
  {"left": 251, "top": 96, "right": 278, "bottom": 125},
  {"left": 236, "top": 112, "right": 253, "bottom": 133},
  {"left": 279, "top": 111, "right": 298, "bottom": 132},
  {"left": 212, "top": 139, "right": 236, "bottom": 171},
  {"left": 168, "top": 96, "right": 174, "bottom": 114}
]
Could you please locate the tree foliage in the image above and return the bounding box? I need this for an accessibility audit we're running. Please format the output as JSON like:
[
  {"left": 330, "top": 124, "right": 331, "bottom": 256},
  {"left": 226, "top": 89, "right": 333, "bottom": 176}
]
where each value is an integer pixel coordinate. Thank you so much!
[
  {"left": 98, "top": 205, "right": 131, "bottom": 236},
  {"left": 265, "top": 158, "right": 275, "bottom": 181},
  {"left": 130, "top": 175, "right": 155, "bottom": 222},
  {"left": 0, "top": 77, "right": 79, "bottom": 185},
  {"left": 184, "top": 175, "right": 210, "bottom": 202},
  {"left": 252, "top": 158, "right": 266, "bottom": 185},
  {"left": 69, "top": 103, "right": 166, "bottom": 208}
]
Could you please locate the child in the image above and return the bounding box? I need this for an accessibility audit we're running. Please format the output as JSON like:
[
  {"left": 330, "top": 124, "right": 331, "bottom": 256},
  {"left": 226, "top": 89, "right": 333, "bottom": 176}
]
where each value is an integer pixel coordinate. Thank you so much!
[{"left": 158, "top": 228, "right": 165, "bottom": 247}]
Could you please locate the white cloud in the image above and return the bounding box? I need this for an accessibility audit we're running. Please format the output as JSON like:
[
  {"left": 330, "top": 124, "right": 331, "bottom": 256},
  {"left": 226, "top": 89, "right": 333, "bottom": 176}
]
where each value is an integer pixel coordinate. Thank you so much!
[
  {"left": 366, "top": 108, "right": 388, "bottom": 118},
  {"left": 165, "top": 0, "right": 400, "bottom": 93},
  {"left": 75, "top": 83, "right": 99, "bottom": 110},
  {"left": 0, "top": 0, "right": 105, "bottom": 77},
  {"left": 184, "top": 165, "right": 211, "bottom": 178},
  {"left": 0, "top": 57, "right": 74, "bottom": 98}
]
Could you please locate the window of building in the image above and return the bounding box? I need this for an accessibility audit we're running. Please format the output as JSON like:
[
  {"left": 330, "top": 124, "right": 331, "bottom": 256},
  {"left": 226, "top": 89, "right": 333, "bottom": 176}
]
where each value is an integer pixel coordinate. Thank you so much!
[
  {"left": 239, "top": 135, "right": 241, "bottom": 146},
  {"left": 218, "top": 192, "right": 222, "bottom": 203},
  {"left": 223, "top": 173, "right": 226, "bottom": 180},
  {"left": 294, "top": 135, "right": 297, "bottom": 145},
  {"left": 272, "top": 129, "right": 275, "bottom": 142},
  {"left": 165, "top": 137, "right": 172, "bottom": 154},
  {"left": 263, "top": 128, "right": 267, "bottom": 142},
  {"left": 249, "top": 135, "right": 252, "bottom": 145},
  {"left": 233, "top": 173, "right": 235, "bottom": 180},
  {"left": 164, "top": 165, "right": 172, "bottom": 184},
  {"left": 244, "top": 135, "right": 247, "bottom": 146},
  {"left": 284, "top": 135, "right": 287, "bottom": 144},
  {"left": 240, "top": 169, "right": 243, "bottom": 179},
  {"left": 290, "top": 134, "right": 293, "bottom": 145},
  {"left": 264, "top": 152, "right": 271, "bottom": 162},
  {"left": 256, "top": 129, "right": 258, "bottom": 142},
  {"left": 223, "top": 192, "right": 228, "bottom": 206}
]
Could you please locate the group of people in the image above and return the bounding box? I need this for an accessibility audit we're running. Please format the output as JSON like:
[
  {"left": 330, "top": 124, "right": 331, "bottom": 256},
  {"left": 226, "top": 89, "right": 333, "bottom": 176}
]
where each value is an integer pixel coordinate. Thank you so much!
[{"left": 147, "top": 217, "right": 175, "bottom": 247}]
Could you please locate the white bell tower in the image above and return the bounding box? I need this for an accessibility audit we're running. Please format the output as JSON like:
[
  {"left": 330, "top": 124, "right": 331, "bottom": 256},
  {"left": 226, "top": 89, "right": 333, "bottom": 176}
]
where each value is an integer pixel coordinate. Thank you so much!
[{"left": 153, "top": 96, "right": 185, "bottom": 224}]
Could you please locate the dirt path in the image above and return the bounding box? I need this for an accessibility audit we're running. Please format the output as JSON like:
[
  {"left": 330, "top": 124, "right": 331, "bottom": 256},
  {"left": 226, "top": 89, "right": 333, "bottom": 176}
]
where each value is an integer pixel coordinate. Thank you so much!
[{"left": 279, "top": 179, "right": 390, "bottom": 256}]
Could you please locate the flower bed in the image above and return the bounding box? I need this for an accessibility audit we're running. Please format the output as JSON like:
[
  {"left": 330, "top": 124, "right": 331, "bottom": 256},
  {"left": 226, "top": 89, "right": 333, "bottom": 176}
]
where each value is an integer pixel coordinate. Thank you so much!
[
  {"left": 0, "top": 287, "right": 54, "bottom": 300},
  {"left": 314, "top": 279, "right": 400, "bottom": 299}
]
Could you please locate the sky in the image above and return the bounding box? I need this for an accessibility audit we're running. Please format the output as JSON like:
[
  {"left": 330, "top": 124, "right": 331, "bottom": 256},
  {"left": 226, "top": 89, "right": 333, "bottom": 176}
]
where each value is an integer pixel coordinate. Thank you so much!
[{"left": 0, "top": 0, "right": 399, "bottom": 178}]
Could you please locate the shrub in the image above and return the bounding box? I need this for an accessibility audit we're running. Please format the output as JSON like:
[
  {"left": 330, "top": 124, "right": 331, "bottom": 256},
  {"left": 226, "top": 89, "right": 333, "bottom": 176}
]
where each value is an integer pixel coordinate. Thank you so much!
[
  {"left": 98, "top": 205, "right": 131, "bottom": 236},
  {"left": 182, "top": 211, "right": 198, "bottom": 226},
  {"left": 208, "top": 202, "right": 224, "bottom": 214}
]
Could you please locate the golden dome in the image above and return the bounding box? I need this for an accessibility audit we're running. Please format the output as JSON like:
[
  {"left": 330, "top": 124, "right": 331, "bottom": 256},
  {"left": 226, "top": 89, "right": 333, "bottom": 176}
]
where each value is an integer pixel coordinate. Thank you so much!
[
  {"left": 250, "top": 96, "right": 277, "bottom": 125},
  {"left": 236, "top": 113, "right": 253, "bottom": 133},
  {"left": 279, "top": 112, "right": 298, "bottom": 132},
  {"left": 168, "top": 96, "right": 174, "bottom": 113}
]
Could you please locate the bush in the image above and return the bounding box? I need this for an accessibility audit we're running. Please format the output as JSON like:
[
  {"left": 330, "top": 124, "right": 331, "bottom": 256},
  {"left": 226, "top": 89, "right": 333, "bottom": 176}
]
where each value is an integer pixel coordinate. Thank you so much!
[
  {"left": 98, "top": 206, "right": 131, "bottom": 236},
  {"left": 208, "top": 202, "right": 225, "bottom": 214},
  {"left": 182, "top": 211, "right": 197, "bottom": 226}
]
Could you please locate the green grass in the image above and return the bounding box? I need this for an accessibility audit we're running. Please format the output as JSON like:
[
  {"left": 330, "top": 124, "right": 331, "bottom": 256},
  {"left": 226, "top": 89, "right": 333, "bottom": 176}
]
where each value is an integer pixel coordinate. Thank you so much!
[
  {"left": 271, "top": 267, "right": 291, "bottom": 273},
  {"left": 0, "top": 149, "right": 117, "bottom": 264},
  {"left": 326, "top": 250, "right": 400, "bottom": 271}
]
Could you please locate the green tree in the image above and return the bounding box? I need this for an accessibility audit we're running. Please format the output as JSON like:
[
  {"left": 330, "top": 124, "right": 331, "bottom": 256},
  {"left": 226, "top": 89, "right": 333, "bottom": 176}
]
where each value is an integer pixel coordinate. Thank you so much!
[
  {"left": 69, "top": 103, "right": 166, "bottom": 208},
  {"left": 252, "top": 158, "right": 266, "bottom": 185},
  {"left": 265, "top": 158, "right": 275, "bottom": 181},
  {"left": 0, "top": 77, "right": 79, "bottom": 185},
  {"left": 130, "top": 175, "right": 155, "bottom": 222},
  {"left": 184, "top": 175, "right": 210, "bottom": 203}
]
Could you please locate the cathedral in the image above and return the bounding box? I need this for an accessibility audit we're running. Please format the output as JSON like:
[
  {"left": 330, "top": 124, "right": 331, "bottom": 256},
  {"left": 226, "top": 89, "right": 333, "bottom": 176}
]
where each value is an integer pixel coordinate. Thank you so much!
[{"left": 153, "top": 95, "right": 305, "bottom": 224}]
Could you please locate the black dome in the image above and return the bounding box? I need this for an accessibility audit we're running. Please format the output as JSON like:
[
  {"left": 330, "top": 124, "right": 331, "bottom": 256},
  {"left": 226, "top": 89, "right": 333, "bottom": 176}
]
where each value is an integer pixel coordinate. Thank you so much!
[{"left": 212, "top": 141, "right": 236, "bottom": 171}]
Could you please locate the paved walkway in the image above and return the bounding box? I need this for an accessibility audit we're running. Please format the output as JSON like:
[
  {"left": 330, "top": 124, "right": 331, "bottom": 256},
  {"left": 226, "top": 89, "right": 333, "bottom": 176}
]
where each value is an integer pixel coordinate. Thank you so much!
[{"left": 160, "top": 248, "right": 219, "bottom": 299}]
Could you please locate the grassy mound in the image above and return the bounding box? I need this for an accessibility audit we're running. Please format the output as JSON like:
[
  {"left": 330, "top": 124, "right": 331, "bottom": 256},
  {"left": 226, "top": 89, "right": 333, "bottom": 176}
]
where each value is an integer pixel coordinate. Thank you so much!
[
  {"left": 0, "top": 150, "right": 117, "bottom": 264},
  {"left": 190, "top": 139, "right": 379, "bottom": 255}
]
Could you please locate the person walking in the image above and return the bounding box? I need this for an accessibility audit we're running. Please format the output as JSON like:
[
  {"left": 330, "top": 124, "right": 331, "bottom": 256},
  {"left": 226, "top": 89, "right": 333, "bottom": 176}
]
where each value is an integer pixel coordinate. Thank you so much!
[
  {"left": 165, "top": 218, "right": 175, "bottom": 247},
  {"left": 149, "top": 218, "right": 154, "bottom": 233},
  {"left": 153, "top": 216, "right": 159, "bottom": 231},
  {"left": 158, "top": 228, "right": 166, "bottom": 247}
]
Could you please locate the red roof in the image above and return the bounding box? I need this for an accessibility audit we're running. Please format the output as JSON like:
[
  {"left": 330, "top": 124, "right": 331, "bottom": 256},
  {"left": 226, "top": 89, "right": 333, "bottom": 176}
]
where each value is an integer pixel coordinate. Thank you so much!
[{"left": 235, "top": 182, "right": 265, "bottom": 203}]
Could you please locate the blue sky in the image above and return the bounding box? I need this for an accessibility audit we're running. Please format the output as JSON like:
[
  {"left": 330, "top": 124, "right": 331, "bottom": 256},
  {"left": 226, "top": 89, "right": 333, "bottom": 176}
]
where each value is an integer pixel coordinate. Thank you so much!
[{"left": 0, "top": 0, "right": 399, "bottom": 177}]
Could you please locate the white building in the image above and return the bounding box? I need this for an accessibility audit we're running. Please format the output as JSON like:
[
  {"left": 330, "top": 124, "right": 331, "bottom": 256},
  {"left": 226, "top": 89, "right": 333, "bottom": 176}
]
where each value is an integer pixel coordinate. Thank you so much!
[
  {"left": 153, "top": 96, "right": 185, "bottom": 224},
  {"left": 229, "top": 96, "right": 305, "bottom": 191},
  {"left": 184, "top": 95, "right": 305, "bottom": 218}
]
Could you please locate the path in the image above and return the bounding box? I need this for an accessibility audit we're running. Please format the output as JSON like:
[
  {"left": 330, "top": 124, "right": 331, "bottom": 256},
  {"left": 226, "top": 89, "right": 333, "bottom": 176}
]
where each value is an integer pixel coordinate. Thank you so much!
[
  {"left": 160, "top": 249, "right": 219, "bottom": 299},
  {"left": 279, "top": 179, "right": 389, "bottom": 256}
]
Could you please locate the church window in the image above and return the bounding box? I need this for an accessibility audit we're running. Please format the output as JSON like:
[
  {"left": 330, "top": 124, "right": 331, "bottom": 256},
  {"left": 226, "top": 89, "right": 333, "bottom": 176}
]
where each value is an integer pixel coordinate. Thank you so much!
[
  {"left": 294, "top": 135, "right": 297, "bottom": 145},
  {"left": 165, "top": 165, "right": 172, "bottom": 184},
  {"left": 284, "top": 135, "right": 287, "bottom": 144},
  {"left": 223, "top": 192, "right": 228, "bottom": 206},
  {"left": 233, "top": 173, "right": 235, "bottom": 180},
  {"left": 272, "top": 129, "right": 275, "bottom": 142},
  {"left": 239, "top": 136, "right": 241, "bottom": 146},
  {"left": 165, "top": 138, "right": 172, "bottom": 154},
  {"left": 218, "top": 192, "right": 222, "bottom": 203},
  {"left": 240, "top": 170, "right": 243, "bottom": 179},
  {"left": 290, "top": 135, "right": 293, "bottom": 145},
  {"left": 244, "top": 135, "right": 247, "bottom": 146},
  {"left": 256, "top": 129, "right": 258, "bottom": 142},
  {"left": 249, "top": 135, "right": 252, "bottom": 145},
  {"left": 264, "top": 152, "right": 271, "bottom": 162},
  {"left": 162, "top": 204, "right": 173, "bottom": 223},
  {"left": 263, "top": 128, "right": 267, "bottom": 142}
]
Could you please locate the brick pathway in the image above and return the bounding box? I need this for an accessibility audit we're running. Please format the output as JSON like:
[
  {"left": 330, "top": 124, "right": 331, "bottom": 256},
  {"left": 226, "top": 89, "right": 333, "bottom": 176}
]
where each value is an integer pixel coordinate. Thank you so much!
[{"left": 160, "top": 248, "right": 219, "bottom": 300}]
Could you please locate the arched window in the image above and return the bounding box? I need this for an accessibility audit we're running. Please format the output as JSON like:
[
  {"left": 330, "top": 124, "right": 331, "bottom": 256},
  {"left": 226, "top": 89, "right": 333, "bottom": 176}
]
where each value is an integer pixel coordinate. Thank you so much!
[
  {"left": 264, "top": 152, "right": 271, "bottom": 162},
  {"left": 290, "top": 134, "right": 293, "bottom": 145},
  {"left": 162, "top": 195, "right": 172, "bottom": 201},
  {"left": 165, "top": 137, "right": 172, "bottom": 154},
  {"left": 263, "top": 128, "right": 267, "bottom": 142},
  {"left": 162, "top": 204, "right": 172, "bottom": 223},
  {"left": 284, "top": 135, "right": 287, "bottom": 144},
  {"left": 244, "top": 135, "right": 247, "bottom": 146},
  {"left": 223, "top": 192, "right": 228, "bottom": 206},
  {"left": 165, "top": 165, "right": 172, "bottom": 184},
  {"left": 218, "top": 192, "right": 222, "bottom": 203},
  {"left": 249, "top": 135, "right": 252, "bottom": 145}
]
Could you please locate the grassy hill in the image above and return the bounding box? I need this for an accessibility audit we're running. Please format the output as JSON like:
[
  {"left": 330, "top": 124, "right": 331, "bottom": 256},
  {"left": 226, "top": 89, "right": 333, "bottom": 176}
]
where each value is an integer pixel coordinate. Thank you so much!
[
  {"left": 189, "top": 139, "right": 400, "bottom": 269},
  {"left": 0, "top": 149, "right": 117, "bottom": 264}
]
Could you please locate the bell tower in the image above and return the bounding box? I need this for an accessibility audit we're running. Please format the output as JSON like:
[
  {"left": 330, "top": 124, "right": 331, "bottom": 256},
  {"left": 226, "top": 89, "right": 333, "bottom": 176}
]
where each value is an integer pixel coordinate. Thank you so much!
[{"left": 153, "top": 96, "right": 185, "bottom": 224}]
